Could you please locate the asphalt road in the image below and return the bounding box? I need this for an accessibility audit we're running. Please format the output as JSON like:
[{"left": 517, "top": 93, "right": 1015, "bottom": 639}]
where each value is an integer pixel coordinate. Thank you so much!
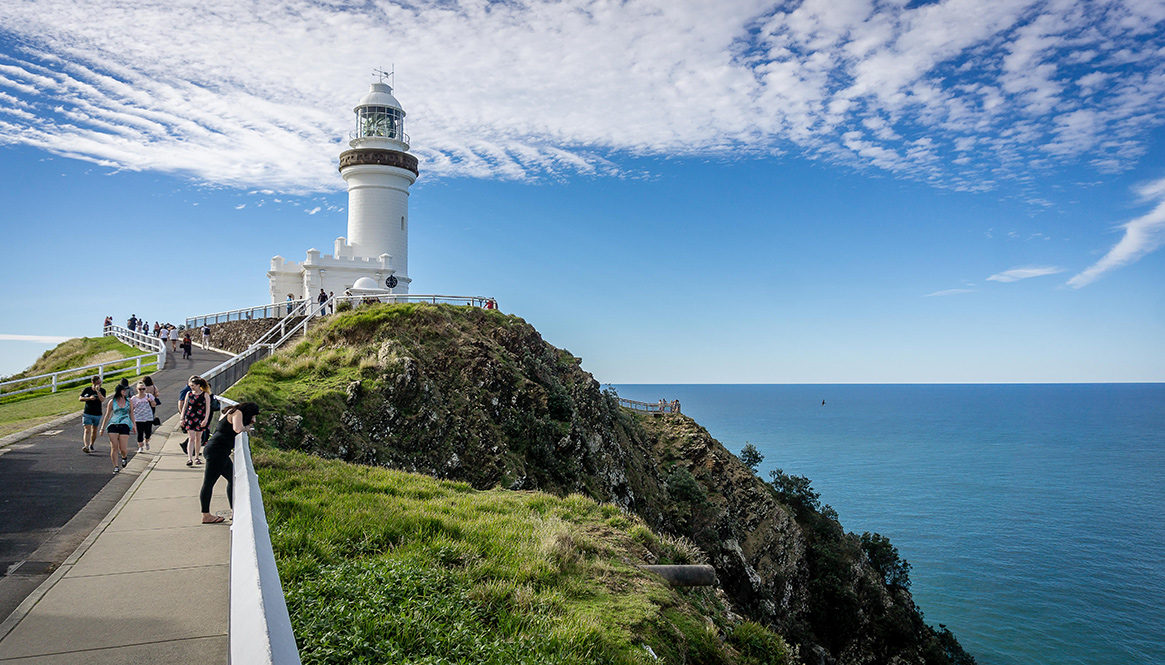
[{"left": 0, "top": 346, "right": 231, "bottom": 621}]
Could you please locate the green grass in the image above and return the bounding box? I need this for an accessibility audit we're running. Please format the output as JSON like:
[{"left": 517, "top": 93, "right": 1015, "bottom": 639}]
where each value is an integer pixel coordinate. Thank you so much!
[
  {"left": 254, "top": 447, "right": 789, "bottom": 665},
  {"left": 0, "top": 336, "right": 155, "bottom": 438}
]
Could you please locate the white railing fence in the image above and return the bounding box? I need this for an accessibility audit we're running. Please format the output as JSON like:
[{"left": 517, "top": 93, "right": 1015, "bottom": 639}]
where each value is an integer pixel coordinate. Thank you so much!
[
  {"left": 187, "top": 299, "right": 310, "bottom": 329},
  {"left": 1, "top": 327, "right": 165, "bottom": 400},
  {"left": 0, "top": 353, "right": 162, "bottom": 400},
  {"left": 212, "top": 395, "right": 301, "bottom": 665},
  {"left": 105, "top": 324, "right": 166, "bottom": 355}
]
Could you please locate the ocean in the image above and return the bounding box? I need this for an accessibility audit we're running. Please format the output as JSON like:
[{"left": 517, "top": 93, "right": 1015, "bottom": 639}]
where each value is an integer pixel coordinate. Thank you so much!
[{"left": 615, "top": 384, "right": 1165, "bottom": 665}]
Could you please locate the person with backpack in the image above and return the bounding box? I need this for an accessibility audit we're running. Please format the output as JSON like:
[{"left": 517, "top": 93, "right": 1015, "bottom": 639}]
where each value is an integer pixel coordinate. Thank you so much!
[
  {"left": 201, "top": 325, "right": 211, "bottom": 349},
  {"left": 182, "top": 332, "right": 193, "bottom": 359}
]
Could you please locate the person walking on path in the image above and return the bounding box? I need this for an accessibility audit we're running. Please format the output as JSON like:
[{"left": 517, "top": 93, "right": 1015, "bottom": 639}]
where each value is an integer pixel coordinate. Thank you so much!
[
  {"left": 317, "top": 288, "right": 328, "bottom": 315},
  {"left": 169, "top": 326, "right": 179, "bottom": 353},
  {"left": 78, "top": 376, "right": 106, "bottom": 453},
  {"left": 159, "top": 325, "right": 169, "bottom": 349},
  {"left": 181, "top": 332, "right": 193, "bottom": 359},
  {"left": 130, "top": 382, "right": 157, "bottom": 452},
  {"left": 199, "top": 402, "right": 259, "bottom": 524},
  {"left": 180, "top": 376, "right": 211, "bottom": 466},
  {"left": 200, "top": 325, "right": 211, "bottom": 349},
  {"left": 98, "top": 383, "right": 135, "bottom": 474}
]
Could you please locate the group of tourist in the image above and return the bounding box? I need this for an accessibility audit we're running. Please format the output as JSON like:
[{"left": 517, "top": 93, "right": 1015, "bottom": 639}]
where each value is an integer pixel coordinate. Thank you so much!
[
  {"left": 80, "top": 375, "right": 160, "bottom": 474},
  {"left": 103, "top": 315, "right": 214, "bottom": 359},
  {"left": 79, "top": 372, "right": 261, "bottom": 525}
]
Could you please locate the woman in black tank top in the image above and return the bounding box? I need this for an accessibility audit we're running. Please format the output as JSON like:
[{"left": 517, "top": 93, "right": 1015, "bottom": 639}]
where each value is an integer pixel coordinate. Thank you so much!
[{"left": 200, "top": 402, "right": 260, "bottom": 524}]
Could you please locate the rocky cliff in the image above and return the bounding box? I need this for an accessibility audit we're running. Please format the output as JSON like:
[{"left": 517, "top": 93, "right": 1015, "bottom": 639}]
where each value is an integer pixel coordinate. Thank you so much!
[{"left": 232, "top": 303, "right": 974, "bottom": 665}]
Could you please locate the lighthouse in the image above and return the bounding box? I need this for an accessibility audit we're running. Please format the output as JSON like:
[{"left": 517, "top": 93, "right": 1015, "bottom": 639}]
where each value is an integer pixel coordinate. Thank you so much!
[{"left": 268, "top": 80, "right": 419, "bottom": 302}]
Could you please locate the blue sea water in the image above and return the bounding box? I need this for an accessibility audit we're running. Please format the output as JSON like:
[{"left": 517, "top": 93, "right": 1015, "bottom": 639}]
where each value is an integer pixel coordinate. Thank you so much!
[{"left": 615, "top": 384, "right": 1165, "bottom": 665}]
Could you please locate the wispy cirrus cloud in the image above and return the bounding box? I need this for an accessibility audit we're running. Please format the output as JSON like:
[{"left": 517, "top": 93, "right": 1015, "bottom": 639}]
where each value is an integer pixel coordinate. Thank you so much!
[
  {"left": 924, "top": 288, "right": 976, "bottom": 297},
  {"left": 0, "top": 0, "right": 1160, "bottom": 192},
  {"left": 1067, "top": 176, "right": 1165, "bottom": 288},
  {"left": 0, "top": 334, "right": 75, "bottom": 343},
  {"left": 987, "top": 266, "right": 1066, "bottom": 282}
]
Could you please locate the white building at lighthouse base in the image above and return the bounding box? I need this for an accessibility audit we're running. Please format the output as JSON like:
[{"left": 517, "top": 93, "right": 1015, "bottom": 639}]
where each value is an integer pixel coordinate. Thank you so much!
[{"left": 267, "top": 235, "right": 410, "bottom": 302}]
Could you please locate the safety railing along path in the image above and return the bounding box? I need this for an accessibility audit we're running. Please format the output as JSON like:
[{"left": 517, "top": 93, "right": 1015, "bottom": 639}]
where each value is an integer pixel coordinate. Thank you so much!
[
  {"left": 617, "top": 397, "right": 682, "bottom": 414},
  {"left": 0, "top": 326, "right": 165, "bottom": 400}
]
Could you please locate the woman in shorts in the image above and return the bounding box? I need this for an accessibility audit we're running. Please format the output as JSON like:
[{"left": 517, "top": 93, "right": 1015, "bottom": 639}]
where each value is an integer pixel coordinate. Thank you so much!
[
  {"left": 79, "top": 376, "right": 106, "bottom": 453},
  {"left": 130, "top": 382, "right": 157, "bottom": 452},
  {"left": 99, "top": 383, "right": 135, "bottom": 474},
  {"left": 180, "top": 376, "right": 211, "bottom": 466}
]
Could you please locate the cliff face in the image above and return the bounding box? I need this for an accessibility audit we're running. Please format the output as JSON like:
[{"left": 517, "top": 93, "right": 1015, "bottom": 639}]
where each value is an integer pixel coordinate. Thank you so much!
[{"left": 234, "top": 304, "right": 972, "bottom": 665}]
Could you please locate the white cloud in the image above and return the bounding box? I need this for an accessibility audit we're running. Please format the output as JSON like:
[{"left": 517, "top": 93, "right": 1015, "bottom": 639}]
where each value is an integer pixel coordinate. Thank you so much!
[
  {"left": 0, "top": 0, "right": 1160, "bottom": 192},
  {"left": 924, "top": 288, "right": 976, "bottom": 297},
  {"left": 0, "top": 334, "right": 75, "bottom": 343},
  {"left": 305, "top": 206, "right": 320, "bottom": 215},
  {"left": 1067, "top": 176, "right": 1165, "bottom": 288},
  {"left": 986, "top": 266, "right": 1067, "bottom": 282}
]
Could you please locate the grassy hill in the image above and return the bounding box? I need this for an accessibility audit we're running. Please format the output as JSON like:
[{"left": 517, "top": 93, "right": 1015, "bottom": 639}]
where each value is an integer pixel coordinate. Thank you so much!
[
  {"left": 228, "top": 303, "right": 973, "bottom": 664},
  {"left": 254, "top": 446, "right": 789, "bottom": 664}
]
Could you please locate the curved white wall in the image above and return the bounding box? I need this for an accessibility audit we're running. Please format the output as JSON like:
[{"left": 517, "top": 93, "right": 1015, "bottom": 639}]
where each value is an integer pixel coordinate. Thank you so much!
[{"left": 342, "top": 164, "right": 416, "bottom": 285}]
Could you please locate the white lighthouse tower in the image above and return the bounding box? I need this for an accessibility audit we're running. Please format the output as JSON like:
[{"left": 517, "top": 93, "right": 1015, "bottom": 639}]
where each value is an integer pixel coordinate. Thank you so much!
[{"left": 268, "top": 79, "right": 419, "bottom": 302}]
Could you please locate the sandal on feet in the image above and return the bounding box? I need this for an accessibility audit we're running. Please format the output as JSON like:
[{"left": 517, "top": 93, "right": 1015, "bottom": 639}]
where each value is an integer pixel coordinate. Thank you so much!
[
  {"left": 186, "top": 459, "right": 194, "bottom": 467},
  {"left": 202, "top": 515, "right": 225, "bottom": 524},
  {"left": 194, "top": 458, "right": 203, "bottom": 465}
]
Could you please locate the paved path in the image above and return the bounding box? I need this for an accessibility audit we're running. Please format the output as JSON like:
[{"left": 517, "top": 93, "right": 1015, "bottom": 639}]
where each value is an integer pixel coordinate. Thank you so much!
[
  {"left": 0, "top": 415, "right": 231, "bottom": 663},
  {"left": 0, "top": 347, "right": 231, "bottom": 622}
]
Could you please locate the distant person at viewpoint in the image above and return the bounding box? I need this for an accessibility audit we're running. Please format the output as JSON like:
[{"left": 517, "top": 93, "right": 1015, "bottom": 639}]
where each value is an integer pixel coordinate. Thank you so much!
[
  {"left": 199, "top": 402, "right": 259, "bottom": 524},
  {"left": 79, "top": 376, "right": 106, "bottom": 454},
  {"left": 201, "top": 325, "right": 211, "bottom": 349},
  {"left": 317, "top": 288, "right": 328, "bottom": 314},
  {"left": 98, "top": 383, "right": 135, "bottom": 474}
]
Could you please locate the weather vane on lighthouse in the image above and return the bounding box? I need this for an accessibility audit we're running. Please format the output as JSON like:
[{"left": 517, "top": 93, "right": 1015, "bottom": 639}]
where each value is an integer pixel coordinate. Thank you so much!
[{"left": 373, "top": 66, "right": 394, "bottom": 86}]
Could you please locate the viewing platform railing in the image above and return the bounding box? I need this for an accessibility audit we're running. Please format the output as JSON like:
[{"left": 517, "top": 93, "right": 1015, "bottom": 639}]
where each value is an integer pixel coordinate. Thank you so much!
[
  {"left": 186, "top": 299, "right": 310, "bottom": 329},
  {"left": 188, "top": 294, "right": 498, "bottom": 329},
  {"left": 616, "top": 397, "right": 681, "bottom": 414}
]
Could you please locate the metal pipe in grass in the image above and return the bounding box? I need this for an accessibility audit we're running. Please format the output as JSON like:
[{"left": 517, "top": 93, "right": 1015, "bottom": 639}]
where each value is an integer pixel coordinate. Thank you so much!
[{"left": 638, "top": 565, "right": 717, "bottom": 587}]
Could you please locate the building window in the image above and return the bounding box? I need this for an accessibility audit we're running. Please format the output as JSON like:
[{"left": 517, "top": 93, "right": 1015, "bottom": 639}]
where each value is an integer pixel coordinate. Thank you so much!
[{"left": 401, "top": 216, "right": 406, "bottom": 230}]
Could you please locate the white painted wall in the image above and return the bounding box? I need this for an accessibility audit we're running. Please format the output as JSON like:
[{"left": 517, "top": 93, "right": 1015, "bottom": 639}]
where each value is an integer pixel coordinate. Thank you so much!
[{"left": 342, "top": 164, "right": 415, "bottom": 281}]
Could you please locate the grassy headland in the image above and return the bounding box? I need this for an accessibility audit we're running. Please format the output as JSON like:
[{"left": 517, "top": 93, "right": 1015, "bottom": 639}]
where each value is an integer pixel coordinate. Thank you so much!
[
  {"left": 229, "top": 303, "right": 973, "bottom": 664},
  {"left": 254, "top": 446, "right": 789, "bottom": 664}
]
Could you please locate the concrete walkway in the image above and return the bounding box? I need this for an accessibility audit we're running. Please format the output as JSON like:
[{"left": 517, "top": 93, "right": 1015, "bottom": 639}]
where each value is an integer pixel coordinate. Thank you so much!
[{"left": 0, "top": 414, "right": 232, "bottom": 663}]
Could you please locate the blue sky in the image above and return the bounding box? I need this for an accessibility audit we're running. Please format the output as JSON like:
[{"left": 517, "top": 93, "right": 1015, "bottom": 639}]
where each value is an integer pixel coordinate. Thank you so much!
[{"left": 1, "top": 0, "right": 1163, "bottom": 382}]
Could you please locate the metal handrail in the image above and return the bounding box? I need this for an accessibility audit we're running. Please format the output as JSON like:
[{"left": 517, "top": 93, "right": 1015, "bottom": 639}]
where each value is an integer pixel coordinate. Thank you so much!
[
  {"left": 186, "top": 300, "right": 310, "bottom": 329},
  {"left": 332, "top": 293, "right": 496, "bottom": 309}
]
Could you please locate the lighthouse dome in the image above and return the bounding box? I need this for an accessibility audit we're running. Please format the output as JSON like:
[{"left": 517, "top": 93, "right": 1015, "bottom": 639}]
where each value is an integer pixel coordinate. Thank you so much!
[{"left": 356, "top": 82, "right": 403, "bottom": 112}]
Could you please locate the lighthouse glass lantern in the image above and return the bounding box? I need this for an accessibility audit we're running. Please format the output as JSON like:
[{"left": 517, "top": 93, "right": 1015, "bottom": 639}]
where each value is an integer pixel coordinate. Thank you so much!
[
  {"left": 351, "top": 82, "right": 409, "bottom": 148},
  {"left": 357, "top": 105, "right": 405, "bottom": 140}
]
